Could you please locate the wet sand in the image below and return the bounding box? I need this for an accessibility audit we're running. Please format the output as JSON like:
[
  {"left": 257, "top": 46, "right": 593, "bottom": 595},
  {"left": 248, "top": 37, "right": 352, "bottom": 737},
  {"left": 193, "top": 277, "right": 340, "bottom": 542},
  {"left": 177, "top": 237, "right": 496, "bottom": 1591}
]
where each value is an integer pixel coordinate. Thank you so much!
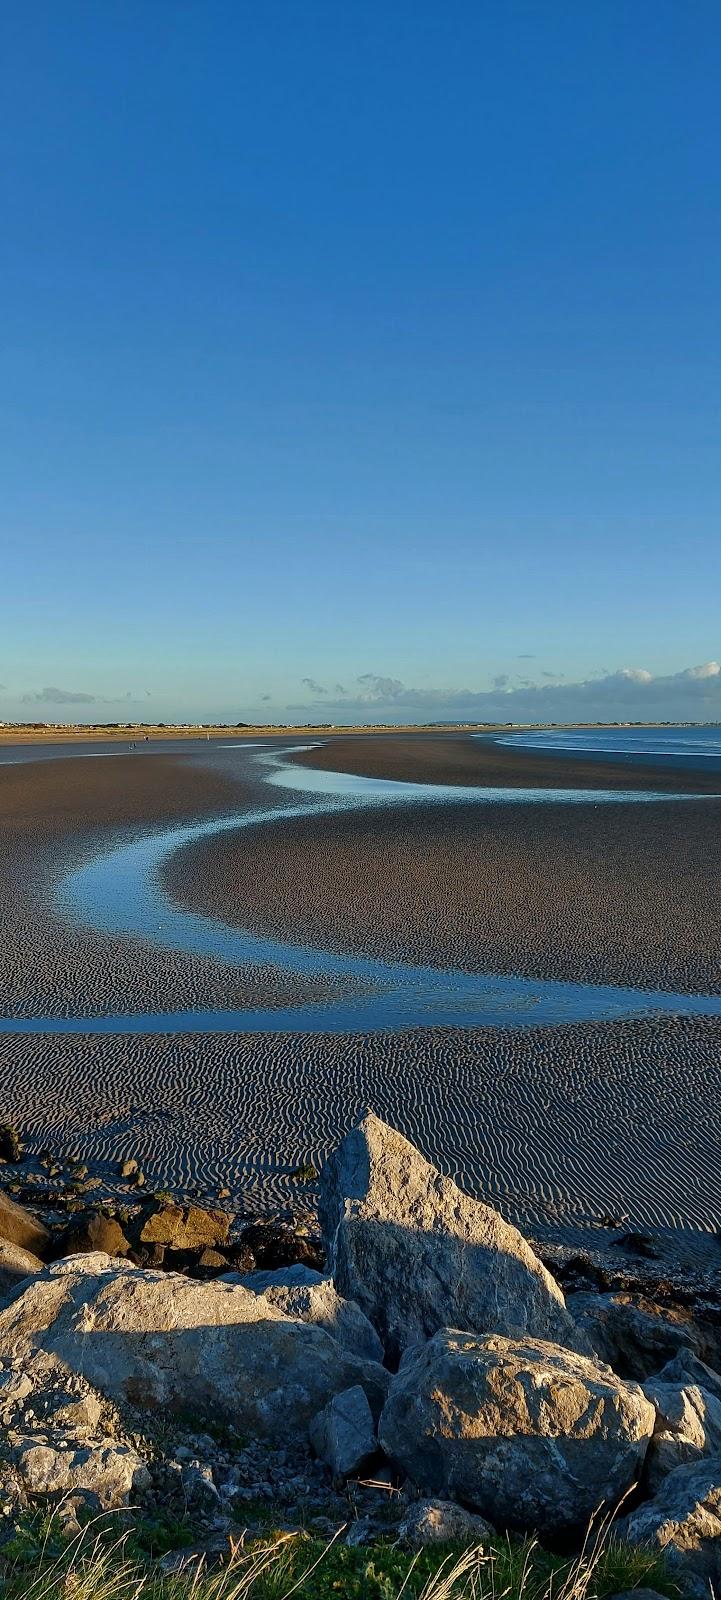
[
  {"left": 163, "top": 796, "right": 721, "bottom": 995},
  {"left": 0, "top": 752, "right": 347, "bottom": 1018},
  {"left": 291, "top": 732, "right": 721, "bottom": 793}
]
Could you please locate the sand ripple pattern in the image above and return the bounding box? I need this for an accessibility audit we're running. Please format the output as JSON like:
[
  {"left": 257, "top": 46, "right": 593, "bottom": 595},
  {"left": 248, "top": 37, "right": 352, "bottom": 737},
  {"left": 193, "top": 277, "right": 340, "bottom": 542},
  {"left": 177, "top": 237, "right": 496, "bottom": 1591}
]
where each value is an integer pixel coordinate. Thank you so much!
[{"left": 0, "top": 1015, "right": 719, "bottom": 1233}]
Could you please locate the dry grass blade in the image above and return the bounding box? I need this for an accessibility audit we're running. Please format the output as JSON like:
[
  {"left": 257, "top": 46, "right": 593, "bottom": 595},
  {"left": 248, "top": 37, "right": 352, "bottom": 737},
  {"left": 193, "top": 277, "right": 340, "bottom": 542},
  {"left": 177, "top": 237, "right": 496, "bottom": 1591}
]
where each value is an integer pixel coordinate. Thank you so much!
[{"left": 416, "top": 1542, "right": 488, "bottom": 1600}]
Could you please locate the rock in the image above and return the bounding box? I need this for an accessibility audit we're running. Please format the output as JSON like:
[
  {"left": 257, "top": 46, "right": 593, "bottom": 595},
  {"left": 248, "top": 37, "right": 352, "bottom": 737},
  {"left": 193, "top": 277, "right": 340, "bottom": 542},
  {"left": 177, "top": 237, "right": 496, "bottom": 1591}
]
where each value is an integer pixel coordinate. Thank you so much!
[
  {"left": 0, "top": 1124, "right": 22, "bottom": 1162},
  {"left": 55, "top": 1211, "right": 131, "bottom": 1260},
  {"left": 345, "top": 1517, "right": 375, "bottom": 1547},
  {"left": 180, "top": 1461, "right": 220, "bottom": 1509},
  {"left": 398, "top": 1499, "right": 493, "bottom": 1547},
  {"left": 618, "top": 1459, "right": 721, "bottom": 1588},
  {"left": 159, "top": 1549, "right": 210, "bottom": 1577},
  {"left": 643, "top": 1378, "right": 721, "bottom": 1489},
  {"left": 0, "top": 1253, "right": 389, "bottom": 1441},
  {"left": 655, "top": 1352, "right": 721, "bottom": 1404},
  {"left": 319, "top": 1114, "right": 577, "bottom": 1363},
  {"left": 613, "top": 1231, "right": 659, "bottom": 1259},
  {"left": 0, "top": 1368, "right": 33, "bottom": 1411},
  {"left": 15, "top": 1436, "right": 150, "bottom": 1509},
  {"left": 139, "top": 1203, "right": 230, "bottom": 1251},
  {"left": 568, "top": 1291, "right": 710, "bottom": 1381},
  {"left": 0, "top": 1241, "right": 44, "bottom": 1296},
  {"left": 379, "top": 1328, "right": 654, "bottom": 1534},
  {"left": 238, "top": 1221, "right": 323, "bottom": 1273},
  {"left": 237, "top": 1264, "right": 323, "bottom": 1293},
  {"left": 309, "top": 1385, "right": 377, "bottom": 1479},
  {"left": 0, "top": 1192, "right": 50, "bottom": 1258},
  {"left": 196, "top": 1249, "right": 228, "bottom": 1270},
  {"left": 120, "top": 1159, "right": 138, "bottom": 1178},
  {"left": 39, "top": 1387, "right": 103, "bottom": 1435},
  {"left": 236, "top": 1268, "right": 384, "bottom": 1362}
]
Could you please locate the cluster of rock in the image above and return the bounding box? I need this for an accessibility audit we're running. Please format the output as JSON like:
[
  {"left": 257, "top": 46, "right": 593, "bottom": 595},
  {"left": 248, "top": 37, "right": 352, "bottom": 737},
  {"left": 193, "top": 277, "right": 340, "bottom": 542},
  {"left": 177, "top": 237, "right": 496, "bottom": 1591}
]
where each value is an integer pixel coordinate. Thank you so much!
[
  {"left": 2, "top": 1114, "right": 721, "bottom": 1585},
  {"left": 0, "top": 1172, "right": 322, "bottom": 1294}
]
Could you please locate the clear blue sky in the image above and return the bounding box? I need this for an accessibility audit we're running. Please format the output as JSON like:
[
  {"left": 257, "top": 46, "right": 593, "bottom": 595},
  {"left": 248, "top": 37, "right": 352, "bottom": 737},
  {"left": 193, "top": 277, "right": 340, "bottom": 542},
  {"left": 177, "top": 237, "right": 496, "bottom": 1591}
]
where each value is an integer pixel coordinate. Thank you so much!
[{"left": 2, "top": 1, "right": 720, "bottom": 723}]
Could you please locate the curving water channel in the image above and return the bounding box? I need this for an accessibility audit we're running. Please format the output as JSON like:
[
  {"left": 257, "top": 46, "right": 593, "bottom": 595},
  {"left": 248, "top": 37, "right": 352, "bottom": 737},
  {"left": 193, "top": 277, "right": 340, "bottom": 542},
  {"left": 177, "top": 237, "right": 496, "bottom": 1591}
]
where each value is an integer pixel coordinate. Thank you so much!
[{"left": 1, "top": 744, "right": 721, "bottom": 1036}]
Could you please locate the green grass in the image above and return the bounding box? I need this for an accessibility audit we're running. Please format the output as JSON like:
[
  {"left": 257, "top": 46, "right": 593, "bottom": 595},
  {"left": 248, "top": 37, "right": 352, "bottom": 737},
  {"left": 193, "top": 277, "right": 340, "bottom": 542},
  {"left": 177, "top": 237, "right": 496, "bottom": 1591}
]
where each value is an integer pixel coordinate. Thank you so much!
[{"left": 0, "top": 1513, "right": 679, "bottom": 1600}]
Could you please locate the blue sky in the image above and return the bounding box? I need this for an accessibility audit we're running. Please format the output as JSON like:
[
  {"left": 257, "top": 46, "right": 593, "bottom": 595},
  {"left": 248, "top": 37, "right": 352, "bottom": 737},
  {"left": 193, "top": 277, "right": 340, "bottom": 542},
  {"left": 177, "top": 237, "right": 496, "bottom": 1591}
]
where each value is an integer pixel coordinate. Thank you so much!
[{"left": 2, "top": 1, "right": 720, "bottom": 724}]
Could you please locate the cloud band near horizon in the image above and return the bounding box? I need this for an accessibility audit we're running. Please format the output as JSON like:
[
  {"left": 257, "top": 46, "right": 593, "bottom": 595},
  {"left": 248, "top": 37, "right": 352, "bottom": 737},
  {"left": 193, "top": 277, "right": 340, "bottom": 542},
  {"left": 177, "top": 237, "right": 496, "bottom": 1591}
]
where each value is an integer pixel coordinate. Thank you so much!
[{"left": 287, "top": 662, "right": 721, "bottom": 723}]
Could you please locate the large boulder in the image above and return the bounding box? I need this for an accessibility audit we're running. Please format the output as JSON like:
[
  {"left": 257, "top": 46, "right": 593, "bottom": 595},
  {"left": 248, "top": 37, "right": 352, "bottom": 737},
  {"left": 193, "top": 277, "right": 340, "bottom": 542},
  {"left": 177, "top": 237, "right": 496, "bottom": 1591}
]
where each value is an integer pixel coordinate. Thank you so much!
[
  {"left": 234, "top": 1266, "right": 384, "bottom": 1362},
  {"left": 0, "top": 1253, "right": 388, "bottom": 1441},
  {"left": 0, "top": 1240, "right": 44, "bottom": 1297},
  {"left": 618, "top": 1458, "right": 721, "bottom": 1589},
  {"left": 0, "top": 1192, "right": 50, "bottom": 1257},
  {"left": 568, "top": 1292, "right": 711, "bottom": 1381},
  {"left": 643, "top": 1378, "right": 721, "bottom": 1490},
  {"left": 379, "top": 1328, "right": 654, "bottom": 1534},
  {"left": 319, "top": 1115, "right": 577, "bottom": 1363}
]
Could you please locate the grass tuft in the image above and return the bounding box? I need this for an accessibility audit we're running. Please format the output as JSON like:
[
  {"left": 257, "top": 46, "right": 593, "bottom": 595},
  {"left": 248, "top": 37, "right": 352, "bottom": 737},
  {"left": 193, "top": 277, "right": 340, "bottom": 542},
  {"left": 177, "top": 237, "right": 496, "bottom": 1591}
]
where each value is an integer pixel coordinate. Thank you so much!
[{"left": 0, "top": 1511, "right": 678, "bottom": 1600}]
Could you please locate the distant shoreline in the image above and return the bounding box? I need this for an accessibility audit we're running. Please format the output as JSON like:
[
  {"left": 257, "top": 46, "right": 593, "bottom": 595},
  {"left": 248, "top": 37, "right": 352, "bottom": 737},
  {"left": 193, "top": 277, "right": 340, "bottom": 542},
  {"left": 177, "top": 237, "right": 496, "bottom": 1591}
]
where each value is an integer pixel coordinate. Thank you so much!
[{"left": 0, "top": 719, "right": 718, "bottom": 746}]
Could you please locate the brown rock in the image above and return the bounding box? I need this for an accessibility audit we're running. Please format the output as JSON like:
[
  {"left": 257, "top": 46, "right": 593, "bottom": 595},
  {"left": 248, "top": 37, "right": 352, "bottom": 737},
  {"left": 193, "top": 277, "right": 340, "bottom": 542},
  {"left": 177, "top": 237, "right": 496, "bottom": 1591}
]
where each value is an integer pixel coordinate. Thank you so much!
[
  {"left": 197, "top": 1249, "right": 228, "bottom": 1269},
  {"left": 0, "top": 1191, "right": 50, "bottom": 1258},
  {"left": 568, "top": 1291, "right": 714, "bottom": 1381},
  {"left": 139, "top": 1203, "right": 229, "bottom": 1251},
  {"left": 0, "top": 1240, "right": 44, "bottom": 1297},
  {"left": 55, "top": 1211, "right": 131, "bottom": 1261}
]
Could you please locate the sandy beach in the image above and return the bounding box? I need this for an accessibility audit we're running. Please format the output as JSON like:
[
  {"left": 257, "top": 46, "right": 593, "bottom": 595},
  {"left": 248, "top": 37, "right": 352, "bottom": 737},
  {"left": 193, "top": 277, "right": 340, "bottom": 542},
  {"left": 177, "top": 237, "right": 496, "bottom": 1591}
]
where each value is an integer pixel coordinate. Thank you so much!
[
  {"left": 0, "top": 1014, "right": 719, "bottom": 1244},
  {"left": 291, "top": 731, "right": 721, "bottom": 793},
  {"left": 163, "top": 793, "right": 721, "bottom": 995},
  {"left": 1, "top": 733, "right": 720, "bottom": 1250},
  {"left": 0, "top": 749, "right": 347, "bottom": 1019}
]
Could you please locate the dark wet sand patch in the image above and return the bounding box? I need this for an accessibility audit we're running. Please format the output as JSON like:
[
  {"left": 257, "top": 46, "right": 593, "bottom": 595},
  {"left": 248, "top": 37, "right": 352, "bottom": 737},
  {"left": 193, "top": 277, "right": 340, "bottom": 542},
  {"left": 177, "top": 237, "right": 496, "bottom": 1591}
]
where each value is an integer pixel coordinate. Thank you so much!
[
  {"left": 163, "top": 797, "right": 721, "bottom": 995},
  {"left": 292, "top": 733, "right": 721, "bottom": 793}
]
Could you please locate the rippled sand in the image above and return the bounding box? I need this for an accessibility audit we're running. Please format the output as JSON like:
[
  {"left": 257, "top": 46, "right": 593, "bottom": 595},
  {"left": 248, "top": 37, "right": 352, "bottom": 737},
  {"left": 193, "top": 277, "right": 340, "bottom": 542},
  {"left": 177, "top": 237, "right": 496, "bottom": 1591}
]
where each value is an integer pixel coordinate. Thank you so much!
[
  {"left": 0, "top": 1016, "right": 719, "bottom": 1238},
  {"left": 163, "top": 797, "right": 721, "bottom": 995}
]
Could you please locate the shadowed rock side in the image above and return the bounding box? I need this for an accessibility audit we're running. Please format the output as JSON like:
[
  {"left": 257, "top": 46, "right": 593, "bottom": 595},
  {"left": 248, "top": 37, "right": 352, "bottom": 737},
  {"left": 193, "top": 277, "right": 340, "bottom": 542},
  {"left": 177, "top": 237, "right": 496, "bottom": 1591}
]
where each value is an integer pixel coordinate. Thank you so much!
[{"left": 319, "top": 1113, "right": 579, "bottom": 1363}]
